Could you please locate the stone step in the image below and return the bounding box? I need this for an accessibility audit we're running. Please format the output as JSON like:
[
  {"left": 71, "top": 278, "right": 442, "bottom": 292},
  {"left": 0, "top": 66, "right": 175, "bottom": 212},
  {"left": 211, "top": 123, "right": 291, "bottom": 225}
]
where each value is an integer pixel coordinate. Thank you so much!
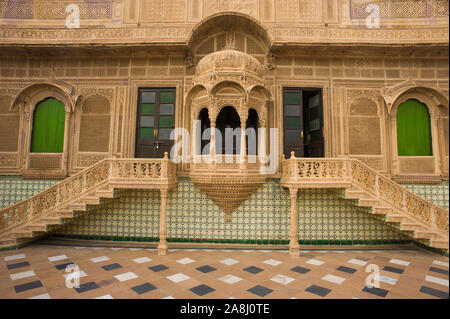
[
  {"left": 358, "top": 199, "right": 379, "bottom": 207},
  {"left": 11, "top": 230, "right": 35, "bottom": 239},
  {"left": 82, "top": 196, "right": 101, "bottom": 205},
  {"left": 371, "top": 207, "right": 392, "bottom": 215},
  {"left": 0, "top": 236, "right": 16, "bottom": 246},
  {"left": 345, "top": 190, "right": 369, "bottom": 200},
  {"left": 58, "top": 211, "right": 78, "bottom": 219},
  {"left": 414, "top": 231, "right": 437, "bottom": 240},
  {"left": 430, "top": 240, "right": 449, "bottom": 249},
  {"left": 96, "top": 189, "right": 114, "bottom": 199},
  {"left": 67, "top": 203, "right": 87, "bottom": 212},
  {"left": 40, "top": 216, "right": 62, "bottom": 225},
  {"left": 401, "top": 223, "right": 423, "bottom": 232},
  {"left": 385, "top": 215, "right": 407, "bottom": 223},
  {"left": 24, "top": 224, "right": 48, "bottom": 232}
]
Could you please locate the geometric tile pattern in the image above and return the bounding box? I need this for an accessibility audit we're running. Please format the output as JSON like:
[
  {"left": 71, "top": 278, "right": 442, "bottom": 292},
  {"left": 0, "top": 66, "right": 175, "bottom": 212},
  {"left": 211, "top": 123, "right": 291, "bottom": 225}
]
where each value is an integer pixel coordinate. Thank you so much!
[
  {"left": 297, "top": 188, "right": 408, "bottom": 242},
  {"left": 0, "top": 176, "right": 58, "bottom": 209},
  {"left": 403, "top": 181, "right": 449, "bottom": 210},
  {"left": 50, "top": 178, "right": 409, "bottom": 243},
  {"left": 0, "top": 244, "right": 449, "bottom": 299}
]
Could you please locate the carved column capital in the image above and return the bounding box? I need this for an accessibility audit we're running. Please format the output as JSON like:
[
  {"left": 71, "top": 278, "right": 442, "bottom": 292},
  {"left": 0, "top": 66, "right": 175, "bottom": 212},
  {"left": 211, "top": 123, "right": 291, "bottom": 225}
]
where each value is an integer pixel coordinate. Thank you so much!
[{"left": 289, "top": 188, "right": 298, "bottom": 199}]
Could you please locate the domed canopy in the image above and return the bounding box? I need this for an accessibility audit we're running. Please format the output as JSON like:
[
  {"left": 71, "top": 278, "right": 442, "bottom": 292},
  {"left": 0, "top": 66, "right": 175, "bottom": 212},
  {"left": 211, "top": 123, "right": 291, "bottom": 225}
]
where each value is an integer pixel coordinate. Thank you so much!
[{"left": 196, "top": 49, "right": 265, "bottom": 78}]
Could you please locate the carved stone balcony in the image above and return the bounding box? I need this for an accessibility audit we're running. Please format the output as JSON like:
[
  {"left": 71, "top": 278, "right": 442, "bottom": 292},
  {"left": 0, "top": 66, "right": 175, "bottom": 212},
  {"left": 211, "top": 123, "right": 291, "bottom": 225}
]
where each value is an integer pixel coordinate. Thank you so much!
[{"left": 189, "top": 155, "right": 266, "bottom": 222}]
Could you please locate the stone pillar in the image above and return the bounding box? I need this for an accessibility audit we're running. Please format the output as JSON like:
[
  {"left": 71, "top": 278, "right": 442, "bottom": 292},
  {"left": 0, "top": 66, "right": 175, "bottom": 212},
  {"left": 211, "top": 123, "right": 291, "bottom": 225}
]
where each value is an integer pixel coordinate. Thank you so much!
[
  {"left": 289, "top": 188, "right": 300, "bottom": 256},
  {"left": 258, "top": 123, "right": 267, "bottom": 164},
  {"left": 210, "top": 121, "right": 216, "bottom": 160},
  {"left": 192, "top": 117, "right": 199, "bottom": 157},
  {"left": 157, "top": 188, "right": 169, "bottom": 256},
  {"left": 240, "top": 123, "right": 246, "bottom": 167}
]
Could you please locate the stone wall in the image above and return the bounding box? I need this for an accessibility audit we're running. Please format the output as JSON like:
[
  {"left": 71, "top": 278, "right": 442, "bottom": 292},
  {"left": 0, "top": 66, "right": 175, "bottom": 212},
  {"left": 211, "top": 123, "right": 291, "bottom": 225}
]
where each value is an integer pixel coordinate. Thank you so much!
[{"left": 0, "top": 49, "right": 448, "bottom": 177}]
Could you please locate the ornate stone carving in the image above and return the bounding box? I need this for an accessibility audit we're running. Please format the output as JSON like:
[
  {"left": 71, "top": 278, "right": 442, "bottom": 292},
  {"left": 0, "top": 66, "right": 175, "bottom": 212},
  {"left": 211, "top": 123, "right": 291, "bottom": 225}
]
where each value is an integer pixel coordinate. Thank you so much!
[
  {"left": 0, "top": 0, "right": 33, "bottom": 19},
  {"left": 266, "top": 53, "right": 276, "bottom": 70},
  {"left": 184, "top": 51, "right": 195, "bottom": 69},
  {"left": 36, "top": 1, "right": 114, "bottom": 20},
  {"left": 0, "top": 153, "right": 17, "bottom": 167},
  {"left": 205, "top": 0, "right": 258, "bottom": 17},
  {"left": 190, "top": 158, "right": 266, "bottom": 222},
  {"left": 351, "top": 0, "right": 449, "bottom": 19}
]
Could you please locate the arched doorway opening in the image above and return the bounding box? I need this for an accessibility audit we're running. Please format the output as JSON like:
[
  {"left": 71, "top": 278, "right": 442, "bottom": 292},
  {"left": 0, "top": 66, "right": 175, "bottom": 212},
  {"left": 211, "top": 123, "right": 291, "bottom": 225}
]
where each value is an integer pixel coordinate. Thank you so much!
[
  {"left": 215, "top": 106, "right": 241, "bottom": 155},
  {"left": 396, "top": 99, "right": 432, "bottom": 156},
  {"left": 31, "top": 97, "right": 66, "bottom": 153}
]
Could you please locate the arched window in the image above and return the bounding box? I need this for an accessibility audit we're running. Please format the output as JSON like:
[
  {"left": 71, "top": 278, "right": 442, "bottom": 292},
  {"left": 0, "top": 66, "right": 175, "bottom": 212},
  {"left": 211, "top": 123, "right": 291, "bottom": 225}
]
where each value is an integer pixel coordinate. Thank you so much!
[
  {"left": 198, "top": 108, "right": 210, "bottom": 155},
  {"left": 397, "top": 99, "right": 432, "bottom": 156},
  {"left": 31, "top": 97, "right": 65, "bottom": 153}
]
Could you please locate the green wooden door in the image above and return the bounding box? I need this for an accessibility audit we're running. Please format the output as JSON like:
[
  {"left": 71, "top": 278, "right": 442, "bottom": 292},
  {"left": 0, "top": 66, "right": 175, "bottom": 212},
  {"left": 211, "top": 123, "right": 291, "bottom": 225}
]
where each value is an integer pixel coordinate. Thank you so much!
[
  {"left": 283, "top": 88, "right": 304, "bottom": 158},
  {"left": 136, "top": 88, "right": 176, "bottom": 158}
]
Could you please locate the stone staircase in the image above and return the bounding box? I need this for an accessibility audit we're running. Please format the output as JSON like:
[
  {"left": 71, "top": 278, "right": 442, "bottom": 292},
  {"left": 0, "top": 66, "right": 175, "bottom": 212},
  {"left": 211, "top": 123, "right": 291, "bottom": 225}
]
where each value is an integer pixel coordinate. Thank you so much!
[
  {"left": 335, "top": 186, "right": 448, "bottom": 249},
  {"left": 281, "top": 155, "right": 449, "bottom": 252},
  {"left": 0, "top": 186, "right": 115, "bottom": 248},
  {"left": 0, "top": 157, "right": 177, "bottom": 250}
]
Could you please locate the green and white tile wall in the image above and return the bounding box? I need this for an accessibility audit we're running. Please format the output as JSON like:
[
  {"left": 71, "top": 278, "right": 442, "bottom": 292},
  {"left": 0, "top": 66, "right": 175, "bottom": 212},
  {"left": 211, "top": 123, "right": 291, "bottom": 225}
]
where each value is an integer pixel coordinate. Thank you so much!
[
  {"left": 53, "top": 178, "right": 409, "bottom": 245},
  {"left": 402, "top": 180, "right": 449, "bottom": 210},
  {"left": 0, "top": 176, "right": 58, "bottom": 209},
  {"left": 1, "top": 177, "right": 447, "bottom": 245}
]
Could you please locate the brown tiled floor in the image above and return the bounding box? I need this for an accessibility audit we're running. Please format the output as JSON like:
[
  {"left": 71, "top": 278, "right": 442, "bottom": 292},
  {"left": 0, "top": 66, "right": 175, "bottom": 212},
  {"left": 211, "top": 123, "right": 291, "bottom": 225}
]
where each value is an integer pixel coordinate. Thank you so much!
[{"left": 0, "top": 244, "right": 448, "bottom": 299}]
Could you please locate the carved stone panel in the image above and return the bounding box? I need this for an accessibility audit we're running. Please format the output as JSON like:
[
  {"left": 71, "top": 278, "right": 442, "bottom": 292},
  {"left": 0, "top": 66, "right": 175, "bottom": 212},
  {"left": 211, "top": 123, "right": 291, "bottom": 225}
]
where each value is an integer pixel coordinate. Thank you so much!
[
  {"left": 349, "top": 117, "right": 382, "bottom": 155},
  {"left": 399, "top": 157, "right": 436, "bottom": 175},
  {"left": 36, "top": 0, "right": 114, "bottom": 20}
]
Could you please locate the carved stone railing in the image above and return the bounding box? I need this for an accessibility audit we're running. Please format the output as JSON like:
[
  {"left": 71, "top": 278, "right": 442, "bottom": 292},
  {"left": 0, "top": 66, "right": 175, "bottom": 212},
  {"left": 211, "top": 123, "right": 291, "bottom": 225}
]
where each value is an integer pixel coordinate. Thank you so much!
[
  {"left": 0, "top": 156, "right": 177, "bottom": 235},
  {"left": 280, "top": 155, "right": 352, "bottom": 189},
  {"left": 109, "top": 158, "right": 177, "bottom": 189},
  {"left": 190, "top": 155, "right": 264, "bottom": 177},
  {"left": 281, "top": 154, "right": 449, "bottom": 240}
]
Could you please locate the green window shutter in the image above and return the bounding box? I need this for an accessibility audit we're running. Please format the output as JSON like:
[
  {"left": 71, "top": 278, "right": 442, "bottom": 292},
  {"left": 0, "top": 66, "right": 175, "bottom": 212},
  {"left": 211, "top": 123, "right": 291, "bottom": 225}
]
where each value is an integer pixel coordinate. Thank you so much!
[
  {"left": 397, "top": 99, "right": 432, "bottom": 156},
  {"left": 31, "top": 98, "right": 66, "bottom": 153}
]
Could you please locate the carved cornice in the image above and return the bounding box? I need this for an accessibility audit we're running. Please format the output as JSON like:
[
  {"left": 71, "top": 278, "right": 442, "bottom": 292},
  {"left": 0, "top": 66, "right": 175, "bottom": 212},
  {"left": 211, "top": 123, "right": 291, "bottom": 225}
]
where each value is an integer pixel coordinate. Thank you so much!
[{"left": 0, "top": 26, "right": 448, "bottom": 46}]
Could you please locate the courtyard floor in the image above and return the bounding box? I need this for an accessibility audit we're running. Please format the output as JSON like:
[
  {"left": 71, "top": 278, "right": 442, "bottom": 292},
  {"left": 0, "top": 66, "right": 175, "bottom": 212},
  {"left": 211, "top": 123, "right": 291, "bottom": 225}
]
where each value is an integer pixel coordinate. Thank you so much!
[{"left": 0, "top": 244, "right": 448, "bottom": 299}]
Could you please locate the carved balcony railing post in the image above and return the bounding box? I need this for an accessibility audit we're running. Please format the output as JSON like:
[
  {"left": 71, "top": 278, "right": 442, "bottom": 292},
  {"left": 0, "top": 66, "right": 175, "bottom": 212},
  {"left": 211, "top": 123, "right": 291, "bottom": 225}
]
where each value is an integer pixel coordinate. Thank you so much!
[
  {"left": 108, "top": 159, "right": 114, "bottom": 180},
  {"left": 345, "top": 158, "right": 352, "bottom": 184},
  {"left": 289, "top": 188, "right": 300, "bottom": 256},
  {"left": 162, "top": 152, "right": 169, "bottom": 177},
  {"left": 374, "top": 171, "right": 380, "bottom": 200},
  {"left": 158, "top": 188, "right": 169, "bottom": 256}
]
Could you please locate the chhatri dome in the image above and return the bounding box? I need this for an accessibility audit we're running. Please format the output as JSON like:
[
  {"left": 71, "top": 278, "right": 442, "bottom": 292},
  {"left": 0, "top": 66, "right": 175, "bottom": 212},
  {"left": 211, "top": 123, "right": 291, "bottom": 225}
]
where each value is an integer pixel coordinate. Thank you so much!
[{"left": 195, "top": 49, "right": 265, "bottom": 78}]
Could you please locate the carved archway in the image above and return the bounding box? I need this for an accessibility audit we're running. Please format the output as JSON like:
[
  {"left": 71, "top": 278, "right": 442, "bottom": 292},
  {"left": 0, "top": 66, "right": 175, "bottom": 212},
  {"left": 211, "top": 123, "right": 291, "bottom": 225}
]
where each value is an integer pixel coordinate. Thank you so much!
[
  {"left": 186, "top": 12, "right": 272, "bottom": 51},
  {"left": 385, "top": 85, "right": 449, "bottom": 180},
  {"left": 11, "top": 81, "right": 81, "bottom": 178}
]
